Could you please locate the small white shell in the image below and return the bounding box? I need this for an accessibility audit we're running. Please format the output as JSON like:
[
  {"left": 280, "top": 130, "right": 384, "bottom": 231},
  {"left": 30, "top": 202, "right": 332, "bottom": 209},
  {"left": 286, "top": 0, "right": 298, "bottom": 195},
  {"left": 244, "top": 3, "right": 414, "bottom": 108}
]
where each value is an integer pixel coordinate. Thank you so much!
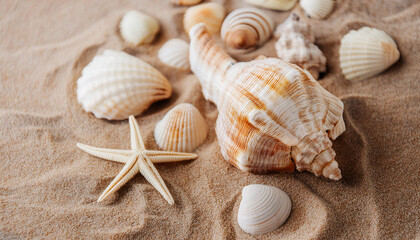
[
  {"left": 154, "top": 103, "right": 208, "bottom": 152},
  {"left": 158, "top": 39, "right": 190, "bottom": 70},
  {"left": 300, "top": 0, "right": 334, "bottom": 19},
  {"left": 171, "top": 0, "right": 202, "bottom": 6},
  {"left": 184, "top": 2, "right": 225, "bottom": 34},
  {"left": 77, "top": 50, "right": 172, "bottom": 120},
  {"left": 245, "top": 0, "right": 298, "bottom": 11},
  {"left": 339, "top": 27, "right": 400, "bottom": 81},
  {"left": 238, "top": 184, "right": 292, "bottom": 235},
  {"left": 119, "top": 10, "right": 160, "bottom": 45}
]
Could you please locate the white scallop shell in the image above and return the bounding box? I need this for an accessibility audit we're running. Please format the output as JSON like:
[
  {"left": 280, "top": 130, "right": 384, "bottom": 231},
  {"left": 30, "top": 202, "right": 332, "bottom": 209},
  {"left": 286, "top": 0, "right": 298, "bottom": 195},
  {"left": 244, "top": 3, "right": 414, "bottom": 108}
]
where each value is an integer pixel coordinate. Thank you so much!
[
  {"left": 339, "top": 27, "right": 400, "bottom": 81},
  {"left": 238, "top": 184, "right": 292, "bottom": 235},
  {"left": 221, "top": 8, "right": 274, "bottom": 52},
  {"left": 154, "top": 103, "right": 208, "bottom": 152},
  {"left": 171, "top": 0, "right": 202, "bottom": 6},
  {"left": 183, "top": 2, "right": 225, "bottom": 34},
  {"left": 77, "top": 50, "right": 172, "bottom": 120},
  {"left": 119, "top": 10, "right": 160, "bottom": 45},
  {"left": 158, "top": 39, "right": 190, "bottom": 70},
  {"left": 245, "top": 0, "right": 298, "bottom": 11},
  {"left": 300, "top": 0, "right": 334, "bottom": 19}
]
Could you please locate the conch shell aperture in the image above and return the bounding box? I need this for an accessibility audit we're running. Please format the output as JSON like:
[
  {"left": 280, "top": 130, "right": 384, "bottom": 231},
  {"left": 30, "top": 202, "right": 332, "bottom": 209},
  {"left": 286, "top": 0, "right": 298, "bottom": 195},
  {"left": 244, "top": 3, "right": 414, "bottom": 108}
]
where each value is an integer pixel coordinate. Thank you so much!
[{"left": 189, "top": 23, "right": 345, "bottom": 180}]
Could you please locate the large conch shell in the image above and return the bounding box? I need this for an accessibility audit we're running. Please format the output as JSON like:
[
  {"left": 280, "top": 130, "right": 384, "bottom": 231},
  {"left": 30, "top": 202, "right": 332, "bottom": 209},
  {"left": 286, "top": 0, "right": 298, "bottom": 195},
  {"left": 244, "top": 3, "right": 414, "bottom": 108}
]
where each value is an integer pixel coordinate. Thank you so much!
[
  {"left": 183, "top": 2, "right": 225, "bottom": 34},
  {"left": 238, "top": 184, "right": 292, "bottom": 234},
  {"left": 245, "top": 0, "right": 298, "bottom": 11},
  {"left": 274, "top": 14, "right": 326, "bottom": 79},
  {"left": 221, "top": 8, "right": 274, "bottom": 53},
  {"left": 339, "top": 27, "right": 400, "bottom": 82},
  {"left": 119, "top": 10, "right": 160, "bottom": 45},
  {"left": 77, "top": 50, "right": 172, "bottom": 120},
  {"left": 189, "top": 23, "right": 345, "bottom": 180}
]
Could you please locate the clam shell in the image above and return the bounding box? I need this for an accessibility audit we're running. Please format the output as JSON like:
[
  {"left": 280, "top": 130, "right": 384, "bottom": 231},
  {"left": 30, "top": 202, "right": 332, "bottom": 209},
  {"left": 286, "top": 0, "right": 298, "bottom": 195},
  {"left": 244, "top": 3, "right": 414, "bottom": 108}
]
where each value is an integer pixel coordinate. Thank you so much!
[
  {"left": 300, "top": 0, "right": 334, "bottom": 19},
  {"left": 183, "top": 2, "right": 225, "bottom": 34},
  {"left": 154, "top": 103, "right": 208, "bottom": 152},
  {"left": 221, "top": 8, "right": 274, "bottom": 52},
  {"left": 245, "top": 0, "right": 298, "bottom": 11},
  {"left": 119, "top": 10, "right": 160, "bottom": 45},
  {"left": 238, "top": 184, "right": 292, "bottom": 235},
  {"left": 158, "top": 39, "right": 190, "bottom": 70},
  {"left": 77, "top": 50, "right": 172, "bottom": 120},
  {"left": 171, "top": 0, "right": 202, "bottom": 6},
  {"left": 339, "top": 27, "right": 400, "bottom": 81}
]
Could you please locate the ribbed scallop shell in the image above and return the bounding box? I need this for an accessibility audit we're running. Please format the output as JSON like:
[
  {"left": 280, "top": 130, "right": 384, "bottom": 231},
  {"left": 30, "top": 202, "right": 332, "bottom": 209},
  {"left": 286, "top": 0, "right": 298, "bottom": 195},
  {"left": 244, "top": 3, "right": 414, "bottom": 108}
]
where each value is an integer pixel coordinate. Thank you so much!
[
  {"left": 171, "top": 0, "right": 202, "bottom": 6},
  {"left": 238, "top": 184, "right": 292, "bottom": 235},
  {"left": 221, "top": 8, "right": 274, "bottom": 52},
  {"left": 119, "top": 10, "right": 160, "bottom": 45},
  {"left": 339, "top": 27, "right": 400, "bottom": 81},
  {"left": 77, "top": 50, "right": 172, "bottom": 120},
  {"left": 158, "top": 39, "right": 190, "bottom": 70},
  {"left": 274, "top": 14, "right": 326, "bottom": 79},
  {"left": 189, "top": 23, "right": 345, "bottom": 180},
  {"left": 154, "top": 103, "right": 208, "bottom": 152},
  {"left": 300, "top": 0, "right": 334, "bottom": 19},
  {"left": 245, "top": 0, "right": 298, "bottom": 11},
  {"left": 183, "top": 2, "right": 225, "bottom": 34}
]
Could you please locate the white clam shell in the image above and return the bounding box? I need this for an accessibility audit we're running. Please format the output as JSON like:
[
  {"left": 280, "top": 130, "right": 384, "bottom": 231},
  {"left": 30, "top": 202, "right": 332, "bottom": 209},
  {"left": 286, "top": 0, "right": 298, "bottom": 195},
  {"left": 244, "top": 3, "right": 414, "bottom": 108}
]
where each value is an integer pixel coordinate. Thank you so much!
[
  {"left": 245, "top": 0, "right": 297, "bottom": 11},
  {"left": 300, "top": 0, "right": 334, "bottom": 19},
  {"left": 154, "top": 103, "right": 208, "bottom": 152},
  {"left": 158, "top": 39, "right": 190, "bottom": 70},
  {"left": 238, "top": 184, "right": 292, "bottom": 235},
  {"left": 339, "top": 27, "right": 400, "bottom": 81},
  {"left": 119, "top": 10, "right": 160, "bottom": 45},
  {"left": 171, "top": 0, "right": 202, "bottom": 6},
  {"left": 77, "top": 50, "right": 172, "bottom": 120},
  {"left": 184, "top": 2, "right": 225, "bottom": 34}
]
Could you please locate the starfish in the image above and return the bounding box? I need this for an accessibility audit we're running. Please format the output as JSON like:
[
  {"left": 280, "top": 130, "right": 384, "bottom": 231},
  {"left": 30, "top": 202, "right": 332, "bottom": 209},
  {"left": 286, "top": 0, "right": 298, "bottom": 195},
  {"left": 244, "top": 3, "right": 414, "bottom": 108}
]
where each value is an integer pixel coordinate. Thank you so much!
[{"left": 77, "top": 115, "right": 198, "bottom": 204}]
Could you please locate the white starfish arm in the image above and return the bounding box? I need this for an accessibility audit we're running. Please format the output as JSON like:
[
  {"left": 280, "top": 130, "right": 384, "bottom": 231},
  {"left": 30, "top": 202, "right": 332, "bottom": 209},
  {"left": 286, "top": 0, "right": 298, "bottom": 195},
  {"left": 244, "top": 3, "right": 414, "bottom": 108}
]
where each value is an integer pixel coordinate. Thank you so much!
[
  {"left": 97, "top": 155, "right": 139, "bottom": 202},
  {"left": 77, "top": 143, "right": 133, "bottom": 163},
  {"left": 129, "top": 116, "right": 146, "bottom": 152},
  {"left": 138, "top": 153, "right": 174, "bottom": 205},
  {"left": 147, "top": 152, "right": 198, "bottom": 163}
]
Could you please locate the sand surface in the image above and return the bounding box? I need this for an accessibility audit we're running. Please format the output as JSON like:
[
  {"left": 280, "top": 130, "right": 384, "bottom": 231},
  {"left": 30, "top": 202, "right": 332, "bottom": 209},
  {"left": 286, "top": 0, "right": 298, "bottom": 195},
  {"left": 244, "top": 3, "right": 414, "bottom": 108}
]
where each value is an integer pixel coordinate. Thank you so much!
[{"left": 1, "top": 0, "right": 419, "bottom": 239}]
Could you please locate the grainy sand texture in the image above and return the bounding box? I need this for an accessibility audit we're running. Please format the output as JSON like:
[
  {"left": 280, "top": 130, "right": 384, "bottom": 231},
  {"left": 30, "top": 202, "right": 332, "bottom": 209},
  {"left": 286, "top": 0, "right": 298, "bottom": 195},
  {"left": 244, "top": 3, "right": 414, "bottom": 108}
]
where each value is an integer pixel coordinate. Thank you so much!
[{"left": 1, "top": 0, "right": 419, "bottom": 239}]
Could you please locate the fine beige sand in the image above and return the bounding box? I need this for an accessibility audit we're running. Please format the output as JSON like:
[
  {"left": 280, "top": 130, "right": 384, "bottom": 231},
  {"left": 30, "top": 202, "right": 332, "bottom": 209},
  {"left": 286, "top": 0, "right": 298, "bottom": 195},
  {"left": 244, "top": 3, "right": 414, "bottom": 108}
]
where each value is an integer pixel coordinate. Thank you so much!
[{"left": 1, "top": 0, "right": 419, "bottom": 239}]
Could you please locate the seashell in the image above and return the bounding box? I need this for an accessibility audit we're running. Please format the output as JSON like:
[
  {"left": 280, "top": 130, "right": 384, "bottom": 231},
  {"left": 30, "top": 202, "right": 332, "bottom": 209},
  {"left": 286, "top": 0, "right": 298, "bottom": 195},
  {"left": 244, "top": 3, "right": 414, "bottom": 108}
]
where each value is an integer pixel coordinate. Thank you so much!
[
  {"left": 119, "top": 10, "right": 160, "bottom": 45},
  {"left": 183, "top": 2, "right": 225, "bottom": 34},
  {"left": 274, "top": 14, "right": 326, "bottom": 79},
  {"left": 154, "top": 103, "right": 208, "bottom": 152},
  {"left": 171, "top": 0, "right": 202, "bottom": 6},
  {"left": 245, "top": 0, "right": 298, "bottom": 11},
  {"left": 238, "top": 184, "right": 292, "bottom": 235},
  {"left": 339, "top": 27, "right": 400, "bottom": 81},
  {"left": 221, "top": 8, "right": 275, "bottom": 52},
  {"left": 300, "top": 0, "right": 334, "bottom": 19},
  {"left": 189, "top": 23, "right": 345, "bottom": 180},
  {"left": 158, "top": 39, "right": 190, "bottom": 70},
  {"left": 77, "top": 50, "right": 172, "bottom": 120}
]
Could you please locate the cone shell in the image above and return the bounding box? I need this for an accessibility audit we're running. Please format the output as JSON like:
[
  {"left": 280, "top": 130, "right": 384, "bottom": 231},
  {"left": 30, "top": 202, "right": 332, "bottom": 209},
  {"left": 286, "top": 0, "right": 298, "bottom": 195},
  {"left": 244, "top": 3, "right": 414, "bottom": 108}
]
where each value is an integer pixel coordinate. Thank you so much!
[
  {"left": 189, "top": 23, "right": 345, "bottom": 180},
  {"left": 339, "top": 27, "right": 400, "bottom": 81},
  {"left": 154, "top": 103, "right": 208, "bottom": 152},
  {"left": 238, "top": 184, "right": 292, "bottom": 235},
  {"left": 183, "top": 2, "right": 225, "bottom": 34},
  {"left": 119, "top": 10, "right": 160, "bottom": 45},
  {"left": 171, "top": 0, "right": 202, "bottom": 6},
  {"left": 77, "top": 50, "right": 172, "bottom": 120},
  {"left": 300, "top": 0, "right": 334, "bottom": 19},
  {"left": 245, "top": 0, "right": 298, "bottom": 11},
  {"left": 221, "top": 8, "right": 274, "bottom": 52},
  {"left": 158, "top": 39, "right": 190, "bottom": 70}
]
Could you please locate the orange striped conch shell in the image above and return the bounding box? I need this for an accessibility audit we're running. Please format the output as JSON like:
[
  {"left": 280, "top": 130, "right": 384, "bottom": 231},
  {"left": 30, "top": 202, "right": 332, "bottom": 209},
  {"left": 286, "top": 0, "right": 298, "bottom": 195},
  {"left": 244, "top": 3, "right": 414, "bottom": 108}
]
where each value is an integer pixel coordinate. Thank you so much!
[{"left": 189, "top": 23, "right": 345, "bottom": 180}]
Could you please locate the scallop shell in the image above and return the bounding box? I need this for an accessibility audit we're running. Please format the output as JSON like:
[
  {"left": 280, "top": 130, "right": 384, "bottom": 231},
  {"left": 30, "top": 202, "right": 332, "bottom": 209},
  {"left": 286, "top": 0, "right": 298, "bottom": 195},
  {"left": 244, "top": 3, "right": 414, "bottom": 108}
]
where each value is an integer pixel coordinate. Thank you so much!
[
  {"left": 274, "top": 14, "right": 326, "bottom": 79},
  {"left": 189, "top": 23, "right": 345, "bottom": 180},
  {"left": 119, "top": 10, "right": 160, "bottom": 45},
  {"left": 77, "top": 50, "right": 172, "bottom": 120},
  {"left": 183, "top": 2, "right": 225, "bottom": 34},
  {"left": 154, "top": 103, "right": 208, "bottom": 152},
  {"left": 171, "top": 0, "right": 202, "bottom": 6},
  {"left": 238, "top": 184, "right": 292, "bottom": 235},
  {"left": 245, "top": 0, "right": 298, "bottom": 11},
  {"left": 339, "top": 27, "right": 400, "bottom": 81},
  {"left": 221, "top": 8, "right": 275, "bottom": 52},
  {"left": 158, "top": 39, "right": 190, "bottom": 70},
  {"left": 300, "top": 0, "right": 334, "bottom": 19}
]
